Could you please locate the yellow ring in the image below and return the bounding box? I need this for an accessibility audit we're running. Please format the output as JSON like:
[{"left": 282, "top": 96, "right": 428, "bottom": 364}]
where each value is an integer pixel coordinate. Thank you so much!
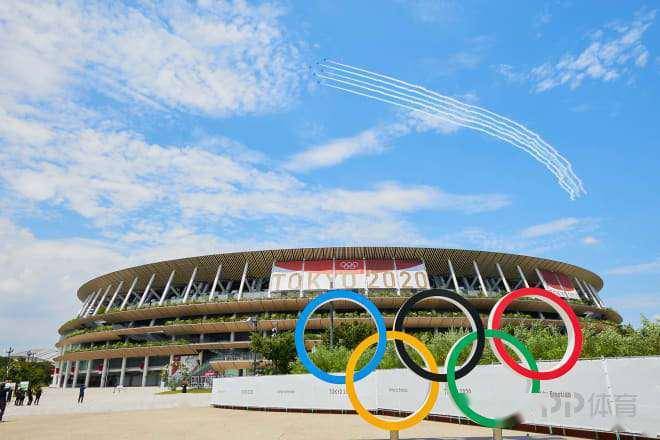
[{"left": 345, "top": 330, "right": 440, "bottom": 431}]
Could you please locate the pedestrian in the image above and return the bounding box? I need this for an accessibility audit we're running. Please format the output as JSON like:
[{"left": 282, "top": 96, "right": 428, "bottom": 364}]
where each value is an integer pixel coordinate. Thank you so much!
[
  {"left": 27, "top": 387, "right": 33, "bottom": 405},
  {"left": 77, "top": 383, "right": 86, "bottom": 404},
  {"left": 0, "top": 382, "right": 8, "bottom": 422},
  {"left": 34, "top": 386, "right": 42, "bottom": 405}
]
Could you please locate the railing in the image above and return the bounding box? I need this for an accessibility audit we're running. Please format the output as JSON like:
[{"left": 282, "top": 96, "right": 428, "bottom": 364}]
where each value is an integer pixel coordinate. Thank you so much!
[
  {"left": 210, "top": 353, "right": 262, "bottom": 362},
  {"left": 68, "top": 289, "right": 600, "bottom": 327}
]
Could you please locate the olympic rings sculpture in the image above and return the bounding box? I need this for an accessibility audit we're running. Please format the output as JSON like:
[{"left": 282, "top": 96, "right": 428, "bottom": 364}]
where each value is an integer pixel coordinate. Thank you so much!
[{"left": 294, "top": 287, "right": 583, "bottom": 429}]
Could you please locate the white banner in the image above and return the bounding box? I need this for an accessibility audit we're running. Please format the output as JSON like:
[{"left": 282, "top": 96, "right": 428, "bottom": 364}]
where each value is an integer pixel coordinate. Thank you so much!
[
  {"left": 212, "top": 357, "right": 660, "bottom": 436},
  {"left": 268, "top": 259, "right": 429, "bottom": 293}
]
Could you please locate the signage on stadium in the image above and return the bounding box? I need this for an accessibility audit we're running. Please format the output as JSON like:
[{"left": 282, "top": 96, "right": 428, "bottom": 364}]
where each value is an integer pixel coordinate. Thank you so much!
[
  {"left": 268, "top": 259, "right": 429, "bottom": 293},
  {"left": 537, "top": 269, "right": 580, "bottom": 300}
]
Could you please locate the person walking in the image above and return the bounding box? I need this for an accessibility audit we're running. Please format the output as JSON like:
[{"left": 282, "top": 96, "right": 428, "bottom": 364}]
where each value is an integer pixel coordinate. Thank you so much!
[
  {"left": 26, "top": 387, "right": 33, "bottom": 406},
  {"left": 77, "top": 383, "right": 86, "bottom": 404},
  {"left": 14, "top": 388, "right": 22, "bottom": 406},
  {"left": 0, "top": 382, "right": 8, "bottom": 422},
  {"left": 34, "top": 386, "right": 42, "bottom": 405}
]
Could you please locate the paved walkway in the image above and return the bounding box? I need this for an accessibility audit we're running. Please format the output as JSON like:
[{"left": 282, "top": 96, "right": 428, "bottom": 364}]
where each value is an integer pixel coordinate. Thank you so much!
[
  {"left": 1, "top": 386, "right": 210, "bottom": 418},
  {"left": 0, "top": 405, "right": 585, "bottom": 440}
]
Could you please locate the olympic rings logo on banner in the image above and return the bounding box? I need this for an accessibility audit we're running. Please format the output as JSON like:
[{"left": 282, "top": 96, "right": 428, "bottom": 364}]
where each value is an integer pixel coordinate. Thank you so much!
[
  {"left": 339, "top": 261, "right": 359, "bottom": 270},
  {"left": 294, "top": 287, "right": 583, "bottom": 429}
]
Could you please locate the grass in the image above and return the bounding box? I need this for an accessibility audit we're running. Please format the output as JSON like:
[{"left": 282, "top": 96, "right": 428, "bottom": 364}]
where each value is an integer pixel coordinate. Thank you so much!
[{"left": 156, "top": 388, "right": 212, "bottom": 395}]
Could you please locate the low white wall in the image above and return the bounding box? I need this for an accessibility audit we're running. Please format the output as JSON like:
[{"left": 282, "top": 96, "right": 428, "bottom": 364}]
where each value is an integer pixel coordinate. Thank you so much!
[
  {"left": 212, "top": 356, "right": 660, "bottom": 436},
  {"left": 3, "top": 387, "right": 211, "bottom": 418}
]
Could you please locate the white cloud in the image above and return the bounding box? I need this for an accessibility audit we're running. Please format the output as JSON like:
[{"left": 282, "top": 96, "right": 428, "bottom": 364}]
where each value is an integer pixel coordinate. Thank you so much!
[
  {"left": 607, "top": 258, "right": 660, "bottom": 276},
  {"left": 285, "top": 128, "right": 388, "bottom": 171},
  {"left": 0, "top": 218, "right": 125, "bottom": 348},
  {"left": 493, "top": 64, "right": 527, "bottom": 84},
  {"left": 520, "top": 217, "right": 585, "bottom": 238},
  {"left": 0, "top": 0, "right": 303, "bottom": 116},
  {"left": 604, "top": 293, "right": 660, "bottom": 311},
  {"left": 285, "top": 112, "right": 459, "bottom": 172},
  {"left": 582, "top": 236, "right": 600, "bottom": 245},
  {"left": 0, "top": 119, "right": 507, "bottom": 233},
  {"left": 435, "top": 217, "right": 600, "bottom": 255},
  {"left": 530, "top": 9, "right": 656, "bottom": 92}
]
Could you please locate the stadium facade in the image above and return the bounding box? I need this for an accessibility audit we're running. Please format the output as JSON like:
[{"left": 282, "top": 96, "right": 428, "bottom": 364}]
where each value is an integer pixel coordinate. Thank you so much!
[{"left": 53, "top": 247, "right": 619, "bottom": 388}]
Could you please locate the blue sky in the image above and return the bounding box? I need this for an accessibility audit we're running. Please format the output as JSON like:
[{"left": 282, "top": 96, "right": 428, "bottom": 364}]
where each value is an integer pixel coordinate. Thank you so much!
[{"left": 0, "top": 1, "right": 658, "bottom": 350}]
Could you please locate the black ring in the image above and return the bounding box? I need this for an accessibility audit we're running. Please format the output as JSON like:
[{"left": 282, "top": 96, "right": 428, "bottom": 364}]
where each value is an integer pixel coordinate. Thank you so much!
[{"left": 393, "top": 288, "right": 485, "bottom": 382}]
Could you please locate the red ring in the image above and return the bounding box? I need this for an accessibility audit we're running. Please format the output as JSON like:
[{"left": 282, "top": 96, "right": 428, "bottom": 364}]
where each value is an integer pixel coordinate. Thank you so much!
[{"left": 489, "top": 287, "right": 583, "bottom": 380}]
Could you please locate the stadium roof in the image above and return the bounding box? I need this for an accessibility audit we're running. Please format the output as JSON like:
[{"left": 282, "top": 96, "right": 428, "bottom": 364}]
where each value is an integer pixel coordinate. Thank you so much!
[
  {"left": 77, "top": 247, "right": 603, "bottom": 301},
  {"left": 12, "top": 348, "right": 59, "bottom": 364}
]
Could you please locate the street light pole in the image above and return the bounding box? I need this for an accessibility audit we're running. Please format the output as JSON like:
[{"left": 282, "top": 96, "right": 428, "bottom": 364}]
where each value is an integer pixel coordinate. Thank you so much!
[
  {"left": 329, "top": 303, "right": 334, "bottom": 348},
  {"left": 247, "top": 316, "right": 259, "bottom": 376},
  {"left": 4, "top": 347, "right": 14, "bottom": 380}
]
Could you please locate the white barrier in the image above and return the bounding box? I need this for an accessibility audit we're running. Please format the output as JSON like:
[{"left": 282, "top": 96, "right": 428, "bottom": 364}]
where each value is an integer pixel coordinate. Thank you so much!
[{"left": 212, "top": 356, "right": 660, "bottom": 436}]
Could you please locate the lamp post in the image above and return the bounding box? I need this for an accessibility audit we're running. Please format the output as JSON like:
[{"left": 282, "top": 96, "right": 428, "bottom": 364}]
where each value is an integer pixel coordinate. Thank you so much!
[
  {"left": 4, "top": 347, "right": 13, "bottom": 380},
  {"left": 246, "top": 316, "right": 259, "bottom": 375},
  {"left": 329, "top": 303, "right": 335, "bottom": 348}
]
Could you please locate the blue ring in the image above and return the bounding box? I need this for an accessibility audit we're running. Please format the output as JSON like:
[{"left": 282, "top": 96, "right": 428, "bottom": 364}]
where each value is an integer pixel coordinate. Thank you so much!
[{"left": 294, "top": 290, "right": 387, "bottom": 384}]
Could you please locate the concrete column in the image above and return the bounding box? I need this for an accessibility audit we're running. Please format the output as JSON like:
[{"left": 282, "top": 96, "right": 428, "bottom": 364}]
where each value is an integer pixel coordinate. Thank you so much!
[
  {"left": 119, "top": 357, "right": 127, "bottom": 387},
  {"left": 447, "top": 258, "right": 460, "bottom": 293},
  {"left": 138, "top": 273, "right": 156, "bottom": 308},
  {"left": 496, "top": 263, "right": 511, "bottom": 292},
  {"left": 473, "top": 261, "right": 488, "bottom": 297},
  {"left": 209, "top": 264, "right": 222, "bottom": 301},
  {"left": 535, "top": 268, "right": 549, "bottom": 290},
  {"left": 72, "top": 361, "right": 80, "bottom": 387},
  {"left": 100, "top": 359, "right": 109, "bottom": 388},
  {"left": 84, "top": 362, "right": 92, "bottom": 387},
  {"left": 93, "top": 284, "right": 113, "bottom": 315},
  {"left": 141, "top": 356, "right": 150, "bottom": 387},
  {"left": 230, "top": 332, "right": 235, "bottom": 342},
  {"left": 182, "top": 266, "right": 198, "bottom": 303},
  {"left": 237, "top": 260, "right": 249, "bottom": 300},
  {"left": 63, "top": 361, "right": 71, "bottom": 388},
  {"left": 56, "top": 357, "right": 65, "bottom": 387},
  {"left": 517, "top": 265, "right": 530, "bottom": 288},
  {"left": 158, "top": 271, "right": 175, "bottom": 306},
  {"left": 120, "top": 277, "right": 139, "bottom": 310}
]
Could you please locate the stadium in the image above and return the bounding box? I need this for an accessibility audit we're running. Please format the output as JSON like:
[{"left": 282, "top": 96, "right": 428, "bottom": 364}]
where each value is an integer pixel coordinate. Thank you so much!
[{"left": 53, "top": 247, "right": 620, "bottom": 389}]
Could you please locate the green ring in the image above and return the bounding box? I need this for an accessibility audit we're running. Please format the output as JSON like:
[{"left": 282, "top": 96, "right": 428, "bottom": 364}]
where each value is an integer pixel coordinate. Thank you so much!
[{"left": 446, "top": 329, "right": 541, "bottom": 428}]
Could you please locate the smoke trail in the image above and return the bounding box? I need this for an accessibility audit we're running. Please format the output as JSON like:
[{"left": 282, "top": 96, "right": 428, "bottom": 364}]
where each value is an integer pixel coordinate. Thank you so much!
[{"left": 315, "top": 60, "right": 585, "bottom": 199}]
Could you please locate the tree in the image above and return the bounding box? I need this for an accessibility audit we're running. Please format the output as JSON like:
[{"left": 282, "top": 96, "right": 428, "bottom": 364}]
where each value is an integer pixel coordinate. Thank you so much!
[
  {"left": 290, "top": 317, "right": 660, "bottom": 374},
  {"left": 2, "top": 359, "right": 53, "bottom": 386},
  {"left": 250, "top": 331, "right": 297, "bottom": 374},
  {"left": 322, "top": 321, "right": 375, "bottom": 350}
]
